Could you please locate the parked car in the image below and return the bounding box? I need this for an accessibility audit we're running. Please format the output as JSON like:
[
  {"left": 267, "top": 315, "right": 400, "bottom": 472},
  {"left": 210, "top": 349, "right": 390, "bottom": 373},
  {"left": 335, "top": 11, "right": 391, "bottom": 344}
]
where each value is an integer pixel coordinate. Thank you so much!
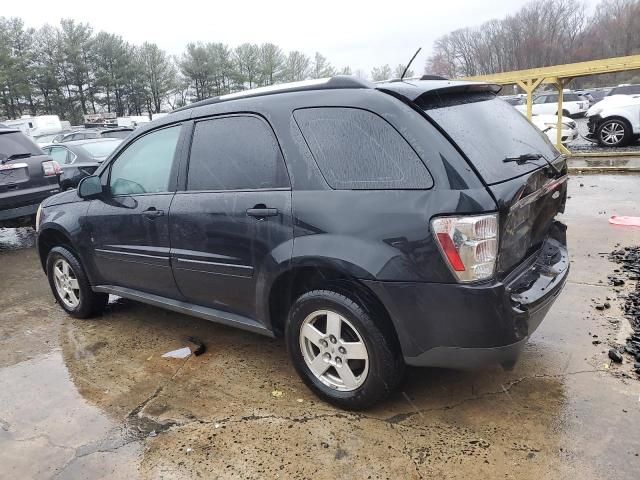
[
  {"left": 53, "top": 127, "right": 134, "bottom": 143},
  {"left": 515, "top": 92, "right": 589, "bottom": 117},
  {"left": 33, "top": 131, "right": 72, "bottom": 145},
  {"left": 585, "top": 95, "right": 640, "bottom": 147},
  {"left": 36, "top": 77, "right": 569, "bottom": 409},
  {"left": 42, "top": 138, "right": 122, "bottom": 190},
  {"left": 529, "top": 114, "right": 578, "bottom": 145},
  {"left": 1, "top": 129, "right": 61, "bottom": 228},
  {"left": 606, "top": 84, "right": 640, "bottom": 97}
]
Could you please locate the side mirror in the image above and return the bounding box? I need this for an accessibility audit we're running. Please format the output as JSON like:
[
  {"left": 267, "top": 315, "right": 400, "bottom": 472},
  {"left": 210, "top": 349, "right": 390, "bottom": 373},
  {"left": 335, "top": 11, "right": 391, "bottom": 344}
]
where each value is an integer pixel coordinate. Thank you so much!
[{"left": 78, "top": 175, "right": 103, "bottom": 199}]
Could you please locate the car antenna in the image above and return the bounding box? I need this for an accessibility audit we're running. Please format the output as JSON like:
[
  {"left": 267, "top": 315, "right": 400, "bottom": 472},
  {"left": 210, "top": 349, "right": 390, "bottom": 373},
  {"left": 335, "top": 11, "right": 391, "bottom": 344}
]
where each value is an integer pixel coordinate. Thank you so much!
[{"left": 400, "top": 48, "right": 422, "bottom": 81}]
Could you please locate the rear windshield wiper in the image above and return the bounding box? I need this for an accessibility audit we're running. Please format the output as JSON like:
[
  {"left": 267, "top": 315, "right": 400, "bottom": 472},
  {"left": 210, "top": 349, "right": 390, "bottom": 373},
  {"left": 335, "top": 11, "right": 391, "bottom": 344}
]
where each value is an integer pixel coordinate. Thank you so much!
[
  {"left": 0, "top": 152, "right": 33, "bottom": 164},
  {"left": 503, "top": 152, "right": 563, "bottom": 178},
  {"left": 503, "top": 153, "right": 543, "bottom": 164}
]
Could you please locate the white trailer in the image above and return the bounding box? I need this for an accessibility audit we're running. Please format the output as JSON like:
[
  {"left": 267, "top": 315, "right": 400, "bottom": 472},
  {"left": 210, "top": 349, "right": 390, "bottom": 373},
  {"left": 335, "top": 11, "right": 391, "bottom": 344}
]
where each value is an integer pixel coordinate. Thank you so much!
[{"left": 3, "top": 115, "right": 63, "bottom": 137}]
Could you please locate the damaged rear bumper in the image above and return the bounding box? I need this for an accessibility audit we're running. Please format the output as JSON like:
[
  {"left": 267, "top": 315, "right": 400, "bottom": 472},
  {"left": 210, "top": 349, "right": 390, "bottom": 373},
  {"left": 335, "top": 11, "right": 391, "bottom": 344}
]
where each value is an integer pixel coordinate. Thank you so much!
[{"left": 364, "top": 221, "right": 569, "bottom": 369}]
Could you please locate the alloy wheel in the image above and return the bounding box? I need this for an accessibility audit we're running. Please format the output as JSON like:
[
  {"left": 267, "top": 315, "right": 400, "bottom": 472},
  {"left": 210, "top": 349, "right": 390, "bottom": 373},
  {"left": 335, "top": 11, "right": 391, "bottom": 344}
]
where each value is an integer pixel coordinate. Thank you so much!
[
  {"left": 600, "top": 121, "right": 625, "bottom": 146},
  {"left": 299, "top": 309, "right": 369, "bottom": 391},
  {"left": 53, "top": 258, "right": 81, "bottom": 309}
]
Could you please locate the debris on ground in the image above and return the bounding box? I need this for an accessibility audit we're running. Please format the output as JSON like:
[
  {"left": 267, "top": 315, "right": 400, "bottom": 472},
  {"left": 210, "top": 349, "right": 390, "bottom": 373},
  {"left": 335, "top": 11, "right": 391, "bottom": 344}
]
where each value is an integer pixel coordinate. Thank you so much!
[
  {"left": 609, "top": 349, "right": 623, "bottom": 363},
  {"left": 161, "top": 347, "right": 192, "bottom": 359},
  {"left": 271, "top": 390, "right": 283, "bottom": 398},
  {"left": 608, "top": 246, "right": 640, "bottom": 374},
  {"left": 185, "top": 336, "right": 206, "bottom": 356}
]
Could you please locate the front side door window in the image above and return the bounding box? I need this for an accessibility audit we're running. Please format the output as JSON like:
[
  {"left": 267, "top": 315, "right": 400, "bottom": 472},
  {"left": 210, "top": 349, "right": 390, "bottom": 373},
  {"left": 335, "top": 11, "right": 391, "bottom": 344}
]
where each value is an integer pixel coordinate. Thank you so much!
[{"left": 108, "top": 126, "right": 182, "bottom": 196}]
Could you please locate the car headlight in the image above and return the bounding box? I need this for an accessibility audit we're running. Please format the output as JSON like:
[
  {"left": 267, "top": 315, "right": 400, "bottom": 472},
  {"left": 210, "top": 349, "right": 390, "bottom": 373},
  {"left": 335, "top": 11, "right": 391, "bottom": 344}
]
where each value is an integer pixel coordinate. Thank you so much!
[{"left": 35, "top": 204, "right": 43, "bottom": 232}]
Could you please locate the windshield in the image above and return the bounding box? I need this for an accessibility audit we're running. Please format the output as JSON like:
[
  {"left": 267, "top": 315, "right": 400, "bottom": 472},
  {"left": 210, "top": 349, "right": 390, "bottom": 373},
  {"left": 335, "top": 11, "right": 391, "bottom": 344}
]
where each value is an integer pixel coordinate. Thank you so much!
[
  {"left": 422, "top": 94, "right": 558, "bottom": 185},
  {"left": 77, "top": 140, "right": 121, "bottom": 158},
  {"left": 0, "top": 131, "right": 44, "bottom": 157}
]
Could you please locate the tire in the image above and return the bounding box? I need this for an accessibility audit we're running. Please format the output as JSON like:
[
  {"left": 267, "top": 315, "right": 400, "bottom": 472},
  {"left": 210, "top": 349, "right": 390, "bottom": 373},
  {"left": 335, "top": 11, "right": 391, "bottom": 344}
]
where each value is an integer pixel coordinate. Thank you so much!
[
  {"left": 597, "top": 118, "right": 631, "bottom": 147},
  {"left": 46, "top": 246, "right": 107, "bottom": 318},
  {"left": 285, "top": 289, "right": 404, "bottom": 410}
]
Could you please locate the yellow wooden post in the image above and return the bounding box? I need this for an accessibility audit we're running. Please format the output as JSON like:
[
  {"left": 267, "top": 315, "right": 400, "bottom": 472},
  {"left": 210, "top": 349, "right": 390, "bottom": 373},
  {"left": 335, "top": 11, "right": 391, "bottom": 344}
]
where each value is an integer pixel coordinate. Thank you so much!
[{"left": 516, "top": 78, "right": 544, "bottom": 120}]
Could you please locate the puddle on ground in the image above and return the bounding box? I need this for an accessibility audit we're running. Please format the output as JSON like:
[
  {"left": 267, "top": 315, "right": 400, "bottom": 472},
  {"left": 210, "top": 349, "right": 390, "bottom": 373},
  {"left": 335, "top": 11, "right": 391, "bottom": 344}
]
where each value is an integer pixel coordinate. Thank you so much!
[{"left": 0, "top": 351, "right": 142, "bottom": 479}]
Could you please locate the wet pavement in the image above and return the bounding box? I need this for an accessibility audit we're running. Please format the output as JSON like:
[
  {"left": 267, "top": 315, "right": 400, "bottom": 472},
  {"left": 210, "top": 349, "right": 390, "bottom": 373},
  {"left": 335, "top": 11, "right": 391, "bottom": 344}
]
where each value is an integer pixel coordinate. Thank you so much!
[{"left": 2, "top": 174, "right": 640, "bottom": 479}]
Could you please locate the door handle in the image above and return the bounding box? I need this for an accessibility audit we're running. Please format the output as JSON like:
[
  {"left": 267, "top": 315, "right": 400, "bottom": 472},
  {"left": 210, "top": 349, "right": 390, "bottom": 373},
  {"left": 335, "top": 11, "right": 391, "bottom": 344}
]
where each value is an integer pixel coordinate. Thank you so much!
[
  {"left": 246, "top": 206, "right": 279, "bottom": 218},
  {"left": 142, "top": 207, "right": 164, "bottom": 219}
]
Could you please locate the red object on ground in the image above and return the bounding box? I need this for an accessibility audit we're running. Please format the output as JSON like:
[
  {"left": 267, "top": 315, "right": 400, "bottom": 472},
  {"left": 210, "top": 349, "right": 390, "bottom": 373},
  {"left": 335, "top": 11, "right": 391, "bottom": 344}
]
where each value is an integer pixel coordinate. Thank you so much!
[{"left": 609, "top": 216, "right": 640, "bottom": 227}]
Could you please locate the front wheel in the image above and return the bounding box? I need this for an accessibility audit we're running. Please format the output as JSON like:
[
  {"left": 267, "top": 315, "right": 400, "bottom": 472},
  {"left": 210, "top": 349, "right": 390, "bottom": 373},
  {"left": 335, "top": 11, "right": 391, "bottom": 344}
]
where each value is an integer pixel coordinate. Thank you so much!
[
  {"left": 597, "top": 118, "right": 631, "bottom": 147},
  {"left": 46, "top": 246, "right": 108, "bottom": 318},
  {"left": 286, "top": 289, "right": 404, "bottom": 409}
]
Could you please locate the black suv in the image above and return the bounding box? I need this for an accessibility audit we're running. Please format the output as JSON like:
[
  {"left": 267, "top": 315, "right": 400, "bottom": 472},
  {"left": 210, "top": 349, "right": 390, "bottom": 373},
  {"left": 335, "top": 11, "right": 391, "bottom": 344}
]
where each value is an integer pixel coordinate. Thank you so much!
[
  {"left": 1, "top": 128, "right": 60, "bottom": 227},
  {"left": 36, "top": 77, "right": 569, "bottom": 409}
]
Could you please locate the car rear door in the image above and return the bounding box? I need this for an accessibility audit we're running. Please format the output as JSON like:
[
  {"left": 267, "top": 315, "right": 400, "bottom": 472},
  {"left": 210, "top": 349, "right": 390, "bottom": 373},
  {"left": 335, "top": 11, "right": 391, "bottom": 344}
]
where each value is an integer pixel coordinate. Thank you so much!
[
  {"left": 169, "top": 115, "right": 293, "bottom": 322},
  {"left": 84, "top": 124, "right": 185, "bottom": 298}
]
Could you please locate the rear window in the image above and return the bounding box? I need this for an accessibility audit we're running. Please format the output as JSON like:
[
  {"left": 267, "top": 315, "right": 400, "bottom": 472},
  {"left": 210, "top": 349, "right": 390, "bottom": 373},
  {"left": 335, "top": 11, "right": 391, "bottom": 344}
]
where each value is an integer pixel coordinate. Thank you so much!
[
  {"left": 294, "top": 107, "right": 433, "bottom": 190},
  {"left": 564, "top": 94, "right": 582, "bottom": 101},
  {"left": 0, "top": 132, "right": 43, "bottom": 157},
  {"left": 421, "top": 94, "right": 557, "bottom": 185}
]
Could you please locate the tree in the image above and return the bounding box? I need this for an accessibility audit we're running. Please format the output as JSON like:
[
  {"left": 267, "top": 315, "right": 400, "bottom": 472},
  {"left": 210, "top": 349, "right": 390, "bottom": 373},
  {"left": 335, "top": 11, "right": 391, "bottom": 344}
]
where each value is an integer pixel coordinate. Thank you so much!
[
  {"left": 139, "top": 42, "right": 176, "bottom": 113},
  {"left": 257, "top": 43, "right": 286, "bottom": 86},
  {"left": 179, "top": 42, "right": 212, "bottom": 101},
  {"left": 370, "top": 64, "right": 392, "bottom": 81},
  {"left": 394, "top": 64, "right": 414, "bottom": 79},
  {"left": 234, "top": 43, "right": 259, "bottom": 88},
  {"left": 284, "top": 51, "right": 310, "bottom": 82},
  {"left": 310, "top": 52, "right": 335, "bottom": 79}
]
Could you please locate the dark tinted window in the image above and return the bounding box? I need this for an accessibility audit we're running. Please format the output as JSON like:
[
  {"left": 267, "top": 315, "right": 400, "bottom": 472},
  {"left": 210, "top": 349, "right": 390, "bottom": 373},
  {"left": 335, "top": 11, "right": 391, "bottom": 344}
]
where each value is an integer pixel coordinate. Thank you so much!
[
  {"left": 0, "top": 132, "right": 43, "bottom": 157},
  {"left": 564, "top": 94, "right": 581, "bottom": 101},
  {"left": 294, "top": 107, "right": 432, "bottom": 190},
  {"left": 187, "top": 116, "right": 289, "bottom": 191},
  {"left": 423, "top": 95, "right": 557, "bottom": 185}
]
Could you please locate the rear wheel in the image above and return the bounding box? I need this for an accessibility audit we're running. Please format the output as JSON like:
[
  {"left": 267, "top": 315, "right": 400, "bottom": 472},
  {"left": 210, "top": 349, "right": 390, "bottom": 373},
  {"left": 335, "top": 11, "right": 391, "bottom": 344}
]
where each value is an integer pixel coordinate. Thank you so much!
[
  {"left": 286, "top": 289, "right": 404, "bottom": 409},
  {"left": 46, "top": 246, "right": 107, "bottom": 318},
  {"left": 597, "top": 118, "right": 631, "bottom": 147}
]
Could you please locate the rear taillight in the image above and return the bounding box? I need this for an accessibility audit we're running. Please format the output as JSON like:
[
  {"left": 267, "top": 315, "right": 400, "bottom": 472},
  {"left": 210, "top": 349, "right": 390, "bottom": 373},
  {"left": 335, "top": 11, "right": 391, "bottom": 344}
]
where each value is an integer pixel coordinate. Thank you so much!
[
  {"left": 431, "top": 213, "right": 498, "bottom": 282},
  {"left": 42, "top": 160, "right": 61, "bottom": 176}
]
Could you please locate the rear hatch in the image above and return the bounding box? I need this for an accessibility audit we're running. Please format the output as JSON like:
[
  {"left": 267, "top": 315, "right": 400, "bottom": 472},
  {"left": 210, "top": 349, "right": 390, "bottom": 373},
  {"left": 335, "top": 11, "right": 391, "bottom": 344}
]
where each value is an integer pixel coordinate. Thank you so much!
[
  {"left": 405, "top": 85, "right": 567, "bottom": 276},
  {"left": 0, "top": 130, "right": 59, "bottom": 210}
]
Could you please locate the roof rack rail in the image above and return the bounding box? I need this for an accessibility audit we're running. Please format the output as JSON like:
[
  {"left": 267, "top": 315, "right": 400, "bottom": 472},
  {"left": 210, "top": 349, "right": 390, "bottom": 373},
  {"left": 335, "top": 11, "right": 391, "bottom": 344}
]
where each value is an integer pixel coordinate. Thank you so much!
[{"left": 172, "top": 76, "right": 373, "bottom": 113}]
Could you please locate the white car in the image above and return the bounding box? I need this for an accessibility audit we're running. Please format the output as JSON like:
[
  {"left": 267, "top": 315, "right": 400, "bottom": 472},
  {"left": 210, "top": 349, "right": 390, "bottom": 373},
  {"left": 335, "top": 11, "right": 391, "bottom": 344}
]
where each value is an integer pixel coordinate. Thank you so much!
[
  {"left": 586, "top": 95, "right": 640, "bottom": 147},
  {"left": 529, "top": 114, "right": 578, "bottom": 145},
  {"left": 516, "top": 93, "right": 589, "bottom": 117}
]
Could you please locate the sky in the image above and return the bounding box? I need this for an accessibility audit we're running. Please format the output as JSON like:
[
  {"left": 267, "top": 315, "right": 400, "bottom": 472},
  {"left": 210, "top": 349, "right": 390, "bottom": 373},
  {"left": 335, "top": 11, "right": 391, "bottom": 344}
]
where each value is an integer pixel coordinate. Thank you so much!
[{"left": 3, "top": 0, "right": 599, "bottom": 75}]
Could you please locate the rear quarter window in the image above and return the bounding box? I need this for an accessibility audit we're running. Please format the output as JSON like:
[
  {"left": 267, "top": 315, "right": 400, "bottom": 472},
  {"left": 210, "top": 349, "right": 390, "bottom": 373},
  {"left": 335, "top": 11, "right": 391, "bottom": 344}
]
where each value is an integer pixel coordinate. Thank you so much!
[{"left": 294, "top": 107, "right": 433, "bottom": 190}]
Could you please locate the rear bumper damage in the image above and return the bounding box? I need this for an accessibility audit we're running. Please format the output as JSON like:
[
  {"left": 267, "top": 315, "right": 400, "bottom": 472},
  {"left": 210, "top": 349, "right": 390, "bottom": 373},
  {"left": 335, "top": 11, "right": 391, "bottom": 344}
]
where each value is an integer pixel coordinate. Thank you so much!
[{"left": 365, "top": 221, "right": 569, "bottom": 369}]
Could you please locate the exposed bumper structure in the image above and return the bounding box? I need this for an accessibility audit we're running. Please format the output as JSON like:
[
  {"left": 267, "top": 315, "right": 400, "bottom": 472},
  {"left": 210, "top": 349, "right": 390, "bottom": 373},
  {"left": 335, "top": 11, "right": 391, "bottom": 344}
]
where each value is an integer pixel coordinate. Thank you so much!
[{"left": 364, "top": 222, "right": 569, "bottom": 369}]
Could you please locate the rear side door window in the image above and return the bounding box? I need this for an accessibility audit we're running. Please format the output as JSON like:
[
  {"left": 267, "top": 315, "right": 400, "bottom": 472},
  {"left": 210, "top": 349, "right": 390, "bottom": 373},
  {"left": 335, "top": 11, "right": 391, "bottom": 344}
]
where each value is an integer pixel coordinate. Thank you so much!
[
  {"left": 294, "top": 107, "right": 432, "bottom": 190},
  {"left": 108, "top": 125, "right": 181, "bottom": 196},
  {"left": 186, "top": 116, "right": 289, "bottom": 191}
]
